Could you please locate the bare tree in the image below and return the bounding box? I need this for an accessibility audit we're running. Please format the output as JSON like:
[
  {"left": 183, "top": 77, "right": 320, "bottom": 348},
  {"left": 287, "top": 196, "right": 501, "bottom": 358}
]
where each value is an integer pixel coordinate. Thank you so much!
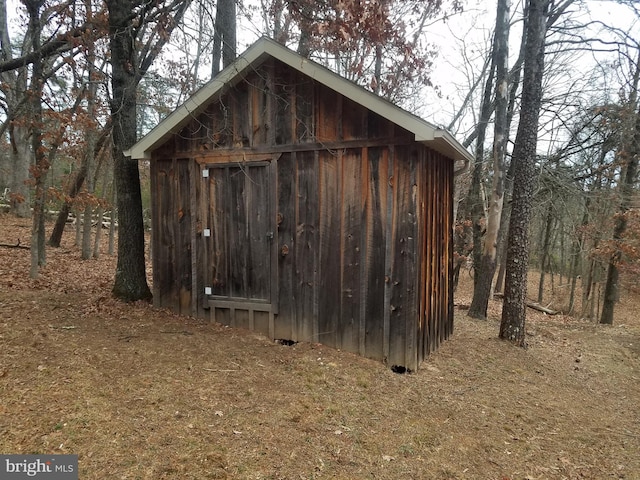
[
  {"left": 468, "top": 0, "right": 511, "bottom": 319},
  {"left": 600, "top": 49, "right": 640, "bottom": 324},
  {"left": 499, "top": 0, "right": 550, "bottom": 344},
  {"left": 107, "top": 0, "right": 189, "bottom": 301},
  {"left": 81, "top": 0, "right": 100, "bottom": 260},
  {"left": 24, "top": 0, "right": 48, "bottom": 278}
]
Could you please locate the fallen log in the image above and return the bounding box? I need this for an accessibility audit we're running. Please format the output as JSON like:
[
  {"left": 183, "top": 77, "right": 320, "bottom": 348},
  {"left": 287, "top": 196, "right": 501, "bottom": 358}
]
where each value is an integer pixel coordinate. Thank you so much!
[
  {"left": 0, "top": 239, "right": 30, "bottom": 250},
  {"left": 493, "top": 292, "right": 560, "bottom": 315},
  {"left": 525, "top": 301, "right": 560, "bottom": 315}
]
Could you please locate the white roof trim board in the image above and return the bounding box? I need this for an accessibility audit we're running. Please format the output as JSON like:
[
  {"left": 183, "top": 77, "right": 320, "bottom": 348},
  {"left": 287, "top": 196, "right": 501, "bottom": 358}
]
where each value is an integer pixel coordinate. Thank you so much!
[{"left": 126, "top": 37, "right": 474, "bottom": 163}]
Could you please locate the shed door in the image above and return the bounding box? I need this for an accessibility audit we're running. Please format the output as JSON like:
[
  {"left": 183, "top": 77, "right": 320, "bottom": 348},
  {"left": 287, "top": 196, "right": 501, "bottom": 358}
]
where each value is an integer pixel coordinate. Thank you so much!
[{"left": 207, "top": 162, "right": 275, "bottom": 304}]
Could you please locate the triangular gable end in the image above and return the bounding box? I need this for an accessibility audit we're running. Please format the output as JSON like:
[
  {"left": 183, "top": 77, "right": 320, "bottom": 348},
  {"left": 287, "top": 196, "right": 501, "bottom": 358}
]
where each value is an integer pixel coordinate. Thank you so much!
[{"left": 126, "top": 37, "right": 473, "bottom": 163}]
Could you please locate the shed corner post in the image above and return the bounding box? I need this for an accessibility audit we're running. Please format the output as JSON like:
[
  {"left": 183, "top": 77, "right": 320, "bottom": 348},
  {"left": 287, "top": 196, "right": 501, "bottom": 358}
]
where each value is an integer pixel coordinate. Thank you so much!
[{"left": 149, "top": 158, "right": 161, "bottom": 309}]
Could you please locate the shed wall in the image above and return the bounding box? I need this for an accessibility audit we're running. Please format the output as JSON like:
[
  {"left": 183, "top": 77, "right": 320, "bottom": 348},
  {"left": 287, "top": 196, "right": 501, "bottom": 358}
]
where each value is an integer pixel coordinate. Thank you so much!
[{"left": 148, "top": 59, "right": 454, "bottom": 369}]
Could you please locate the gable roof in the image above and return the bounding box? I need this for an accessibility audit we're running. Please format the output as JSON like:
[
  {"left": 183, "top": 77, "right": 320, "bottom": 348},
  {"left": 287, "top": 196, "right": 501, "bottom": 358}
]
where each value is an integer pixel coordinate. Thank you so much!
[{"left": 126, "top": 37, "right": 474, "bottom": 163}]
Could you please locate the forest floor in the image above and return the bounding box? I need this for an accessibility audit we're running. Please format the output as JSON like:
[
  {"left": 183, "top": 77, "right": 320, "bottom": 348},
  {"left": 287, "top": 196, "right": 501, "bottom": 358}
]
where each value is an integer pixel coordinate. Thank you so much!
[{"left": 1, "top": 212, "right": 639, "bottom": 479}]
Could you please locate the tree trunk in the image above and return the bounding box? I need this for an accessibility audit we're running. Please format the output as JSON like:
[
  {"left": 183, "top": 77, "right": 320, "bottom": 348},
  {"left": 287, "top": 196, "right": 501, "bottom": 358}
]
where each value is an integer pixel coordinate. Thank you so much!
[
  {"left": 75, "top": 205, "right": 82, "bottom": 246},
  {"left": 500, "top": 0, "right": 548, "bottom": 345},
  {"left": 374, "top": 44, "right": 382, "bottom": 95},
  {"left": 211, "top": 0, "right": 236, "bottom": 76},
  {"left": 191, "top": 1, "right": 205, "bottom": 91},
  {"left": 468, "top": 0, "right": 510, "bottom": 319},
  {"left": 94, "top": 150, "right": 112, "bottom": 258},
  {"left": 581, "top": 257, "right": 597, "bottom": 319},
  {"left": 537, "top": 200, "right": 555, "bottom": 302},
  {"left": 600, "top": 258, "right": 620, "bottom": 325},
  {"left": 580, "top": 142, "right": 610, "bottom": 318},
  {"left": 107, "top": 0, "right": 152, "bottom": 301},
  {"left": 25, "top": 0, "right": 47, "bottom": 278},
  {"left": 8, "top": 127, "right": 31, "bottom": 218},
  {"left": 49, "top": 165, "right": 87, "bottom": 247},
  {"left": 559, "top": 217, "right": 565, "bottom": 285},
  {"left": 568, "top": 200, "right": 588, "bottom": 314},
  {"left": 1, "top": 0, "right": 31, "bottom": 218},
  {"left": 494, "top": 13, "right": 528, "bottom": 296},
  {"left": 468, "top": 55, "right": 495, "bottom": 289},
  {"left": 82, "top": 5, "right": 98, "bottom": 260},
  {"left": 93, "top": 204, "right": 104, "bottom": 257},
  {"left": 600, "top": 50, "right": 640, "bottom": 325},
  {"left": 49, "top": 123, "right": 110, "bottom": 247},
  {"left": 493, "top": 156, "right": 517, "bottom": 294},
  {"left": 568, "top": 255, "right": 579, "bottom": 314},
  {"left": 106, "top": 0, "right": 187, "bottom": 299},
  {"left": 600, "top": 139, "right": 640, "bottom": 324},
  {"left": 108, "top": 183, "right": 116, "bottom": 256}
]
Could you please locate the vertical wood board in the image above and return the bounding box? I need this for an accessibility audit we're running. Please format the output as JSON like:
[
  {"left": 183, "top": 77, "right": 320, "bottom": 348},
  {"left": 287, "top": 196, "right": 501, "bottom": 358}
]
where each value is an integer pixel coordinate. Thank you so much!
[
  {"left": 363, "top": 147, "right": 389, "bottom": 361},
  {"left": 276, "top": 153, "right": 296, "bottom": 340},
  {"left": 317, "top": 151, "right": 341, "bottom": 348},
  {"left": 294, "top": 151, "right": 319, "bottom": 343},
  {"left": 339, "top": 148, "right": 363, "bottom": 353}
]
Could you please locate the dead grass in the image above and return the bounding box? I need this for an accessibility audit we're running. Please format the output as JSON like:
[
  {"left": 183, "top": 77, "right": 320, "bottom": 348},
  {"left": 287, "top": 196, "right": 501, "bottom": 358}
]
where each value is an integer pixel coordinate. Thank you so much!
[{"left": 1, "top": 213, "right": 639, "bottom": 479}]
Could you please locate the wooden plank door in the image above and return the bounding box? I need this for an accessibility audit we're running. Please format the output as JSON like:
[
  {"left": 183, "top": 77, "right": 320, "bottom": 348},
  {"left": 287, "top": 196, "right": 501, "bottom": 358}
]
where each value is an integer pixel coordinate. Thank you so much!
[{"left": 207, "top": 162, "right": 274, "bottom": 305}]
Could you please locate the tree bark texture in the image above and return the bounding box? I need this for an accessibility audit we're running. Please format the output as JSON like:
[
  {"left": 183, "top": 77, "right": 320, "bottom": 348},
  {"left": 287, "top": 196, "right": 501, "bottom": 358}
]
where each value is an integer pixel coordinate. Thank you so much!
[
  {"left": 500, "top": 0, "right": 548, "bottom": 344},
  {"left": 108, "top": 0, "right": 152, "bottom": 301},
  {"left": 468, "top": 0, "right": 510, "bottom": 319},
  {"left": 211, "top": 0, "right": 236, "bottom": 76},
  {"left": 493, "top": 9, "right": 528, "bottom": 295}
]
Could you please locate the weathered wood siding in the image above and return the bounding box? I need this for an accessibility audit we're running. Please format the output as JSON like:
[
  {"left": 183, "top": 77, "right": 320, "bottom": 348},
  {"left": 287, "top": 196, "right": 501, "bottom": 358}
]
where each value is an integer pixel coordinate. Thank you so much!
[
  {"left": 150, "top": 157, "right": 194, "bottom": 316},
  {"left": 149, "top": 59, "right": 454, "bottom": 369}
]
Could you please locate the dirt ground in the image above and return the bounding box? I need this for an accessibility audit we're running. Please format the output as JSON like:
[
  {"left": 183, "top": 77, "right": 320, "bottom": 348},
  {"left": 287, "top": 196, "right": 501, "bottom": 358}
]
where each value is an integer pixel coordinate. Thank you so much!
[{"left": 1, "top": 213, "right": 639, "bottom": 479}]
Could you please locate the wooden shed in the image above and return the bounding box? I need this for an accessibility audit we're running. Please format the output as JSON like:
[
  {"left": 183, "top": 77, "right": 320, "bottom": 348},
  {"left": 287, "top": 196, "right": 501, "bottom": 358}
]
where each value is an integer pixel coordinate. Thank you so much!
[{"left": 127, "top": 37, "right": 473, "bottom": 371}]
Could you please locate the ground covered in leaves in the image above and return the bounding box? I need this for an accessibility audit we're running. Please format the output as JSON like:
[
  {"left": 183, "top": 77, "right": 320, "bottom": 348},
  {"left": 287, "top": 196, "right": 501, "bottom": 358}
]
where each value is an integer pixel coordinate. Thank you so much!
[{"left": 1, "top": 213, "right": 639, "bottom": 479}]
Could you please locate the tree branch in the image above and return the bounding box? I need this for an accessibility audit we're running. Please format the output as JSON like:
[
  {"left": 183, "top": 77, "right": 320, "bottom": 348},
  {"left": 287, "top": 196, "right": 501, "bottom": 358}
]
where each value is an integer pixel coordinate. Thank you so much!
[{"left": 0, "top": 23, "right": 91, "bottom": 73}]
